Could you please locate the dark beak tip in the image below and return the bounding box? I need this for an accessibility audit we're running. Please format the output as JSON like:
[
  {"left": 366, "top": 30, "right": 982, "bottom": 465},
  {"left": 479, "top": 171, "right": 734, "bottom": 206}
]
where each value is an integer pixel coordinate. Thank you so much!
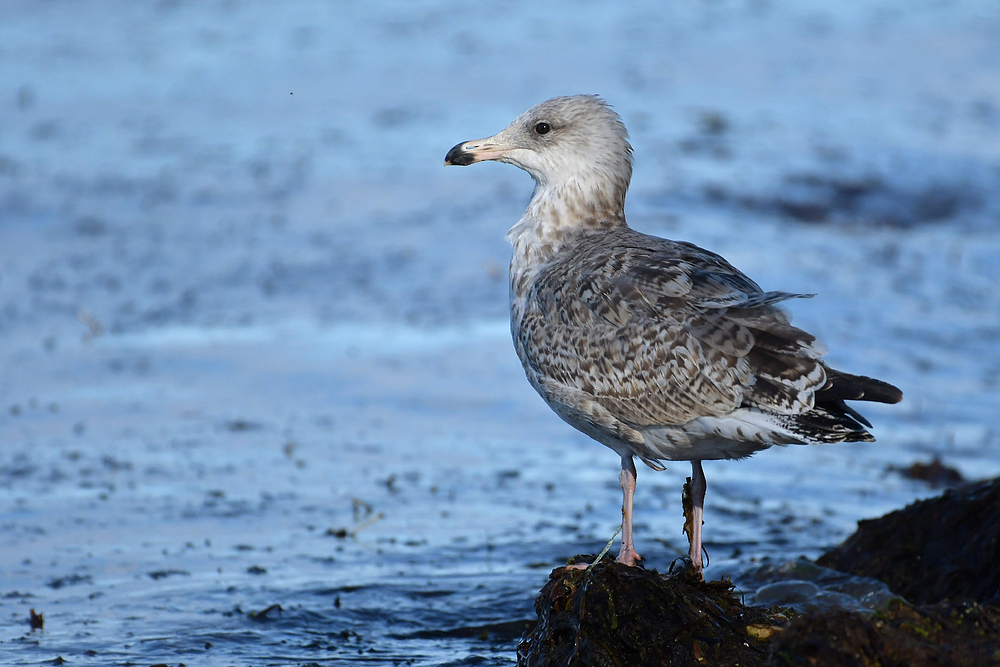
[{"left": 444, "top": 143, "right": 474, "bottom": 167}]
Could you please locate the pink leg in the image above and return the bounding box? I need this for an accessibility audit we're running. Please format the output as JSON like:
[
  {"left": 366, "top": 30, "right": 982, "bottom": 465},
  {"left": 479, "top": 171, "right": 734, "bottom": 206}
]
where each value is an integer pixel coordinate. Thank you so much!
[
  {"left": 616, "top": 456, "right": 642, "bottom": 566},
  {"left": 689, "top": 460, "right": 706, "bottom": 575},
  {"left": 564, "top": 456, "right": 642, "bottom": 570}
]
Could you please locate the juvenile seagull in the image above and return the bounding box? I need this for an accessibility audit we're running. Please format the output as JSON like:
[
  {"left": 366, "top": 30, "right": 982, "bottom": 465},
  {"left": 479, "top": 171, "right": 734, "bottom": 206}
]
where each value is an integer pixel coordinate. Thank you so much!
[{"left": 445, "top": 95, "right": 902, "bottom": 575}]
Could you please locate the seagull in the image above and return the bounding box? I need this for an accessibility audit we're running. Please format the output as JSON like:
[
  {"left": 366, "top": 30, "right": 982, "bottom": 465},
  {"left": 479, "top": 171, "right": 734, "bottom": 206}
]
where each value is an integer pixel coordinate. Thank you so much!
[{"left": 445, "top": 95, "right": 902, "bottom": 575}]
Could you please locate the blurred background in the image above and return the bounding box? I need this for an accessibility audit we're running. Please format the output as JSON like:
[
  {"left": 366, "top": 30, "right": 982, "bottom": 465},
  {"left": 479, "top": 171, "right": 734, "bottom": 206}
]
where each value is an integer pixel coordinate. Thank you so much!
[{"left": 1, "top": 1, "right": 998, "bottom": 665}]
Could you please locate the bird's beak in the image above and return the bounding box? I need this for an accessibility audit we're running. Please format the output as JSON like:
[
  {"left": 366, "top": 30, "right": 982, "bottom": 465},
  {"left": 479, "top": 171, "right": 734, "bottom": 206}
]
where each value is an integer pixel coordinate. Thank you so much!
[{"left": 444, "top": 137, "right": 511, "bottom": 166}]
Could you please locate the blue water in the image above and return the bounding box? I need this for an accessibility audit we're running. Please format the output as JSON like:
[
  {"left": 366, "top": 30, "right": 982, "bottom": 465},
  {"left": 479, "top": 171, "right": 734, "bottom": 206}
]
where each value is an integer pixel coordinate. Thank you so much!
[{"left": 2, "top": 1, "right": 999, "bottom": 664}]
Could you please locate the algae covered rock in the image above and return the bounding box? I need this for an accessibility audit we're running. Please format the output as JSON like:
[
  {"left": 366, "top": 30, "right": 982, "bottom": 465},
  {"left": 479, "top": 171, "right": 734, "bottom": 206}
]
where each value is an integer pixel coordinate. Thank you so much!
[
  {"left": 769, "top": 598, "right": 1000, "bottom": 667},
  {"left": 517, "top": 557, "right": 787, "bottom": 667},
  {"left": 518, "top": 478, "right": 1000, "bottom": 666},
  {"left": 818, "top": 477, "right": 1000, "bottom": 605},
  {"left": 517, "top": 559, "right": 1000, "bottom": 667}
]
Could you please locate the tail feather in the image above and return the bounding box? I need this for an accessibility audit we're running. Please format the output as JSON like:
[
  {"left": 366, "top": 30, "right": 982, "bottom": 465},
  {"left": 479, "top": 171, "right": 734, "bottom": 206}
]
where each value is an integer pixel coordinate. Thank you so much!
[{"left": 782, "top": 405, "right": 876, "bottom": 443}]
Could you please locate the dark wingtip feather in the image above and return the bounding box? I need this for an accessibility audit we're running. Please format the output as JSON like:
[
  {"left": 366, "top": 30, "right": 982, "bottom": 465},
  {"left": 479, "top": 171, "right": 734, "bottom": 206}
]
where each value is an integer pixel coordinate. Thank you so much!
[
  {"left": 807, "top": 370, "right": 901, "bottom": 438},
  {"left": 835, "top": 399, "right": 873, "bottom": 428},
  {"left": 863, "top": 377, "right": 903, "bottom": 404},
  {"left": 822, "top": 369, "right": 903, "bottom": 405}
]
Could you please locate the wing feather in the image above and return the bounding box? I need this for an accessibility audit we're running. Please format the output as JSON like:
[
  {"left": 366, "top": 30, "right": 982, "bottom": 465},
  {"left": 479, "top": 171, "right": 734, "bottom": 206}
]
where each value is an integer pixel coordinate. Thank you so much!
[{"left": 516, "top": 228, "right": 830, "bottom": 429}]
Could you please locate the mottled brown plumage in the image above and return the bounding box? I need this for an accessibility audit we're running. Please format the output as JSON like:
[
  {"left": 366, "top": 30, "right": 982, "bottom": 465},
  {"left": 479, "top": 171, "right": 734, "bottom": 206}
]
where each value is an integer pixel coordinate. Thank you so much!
[{"left": 445, "top": 95, "right": 902, "bottom": 574}]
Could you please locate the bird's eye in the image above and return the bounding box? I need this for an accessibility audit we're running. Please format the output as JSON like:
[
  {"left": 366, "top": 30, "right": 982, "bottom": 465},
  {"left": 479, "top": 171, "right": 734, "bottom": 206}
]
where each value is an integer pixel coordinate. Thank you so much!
[{"left": 534, "top": 122, "right": 551, "bottom": 135}]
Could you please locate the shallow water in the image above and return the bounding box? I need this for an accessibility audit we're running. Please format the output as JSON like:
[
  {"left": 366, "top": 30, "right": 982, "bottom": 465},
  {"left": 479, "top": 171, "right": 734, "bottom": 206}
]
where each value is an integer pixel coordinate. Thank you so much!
[{"left": 2, "top": 1, "right": 1000, "bottom": 665}]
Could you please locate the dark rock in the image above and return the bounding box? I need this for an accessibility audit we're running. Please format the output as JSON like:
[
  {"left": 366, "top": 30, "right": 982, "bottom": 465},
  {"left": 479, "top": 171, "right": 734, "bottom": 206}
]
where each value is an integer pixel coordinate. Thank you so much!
[
  {"left": 519, "top": 479, "right": 1000, "bottom": 665},
  {"left": 887, "top": 456, "right": 964, "bottom": 488},
  {"left": 817, "top": 477, "right": 1000, "bottom": 605},
  {"left": 517, "top": 557, "right": 787, "bottom": 667},
  {"left": 769, "top": 599, "right": 1000, "bottom": 667},
  {"left": 518, "top": 558, "right": 1000, "bottom": 667}
]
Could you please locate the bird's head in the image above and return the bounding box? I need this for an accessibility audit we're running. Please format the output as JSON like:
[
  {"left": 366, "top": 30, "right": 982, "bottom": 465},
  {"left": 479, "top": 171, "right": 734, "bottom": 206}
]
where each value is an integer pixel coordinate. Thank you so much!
[{"left": 445, "top": 95, "right": 633, "bottom": 193}]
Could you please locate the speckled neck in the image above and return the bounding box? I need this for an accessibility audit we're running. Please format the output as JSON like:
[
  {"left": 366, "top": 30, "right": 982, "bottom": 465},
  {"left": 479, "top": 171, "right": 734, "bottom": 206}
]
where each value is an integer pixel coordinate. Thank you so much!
[{"left": 506, "top": 174, "right": 628, "bottom": 299}]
